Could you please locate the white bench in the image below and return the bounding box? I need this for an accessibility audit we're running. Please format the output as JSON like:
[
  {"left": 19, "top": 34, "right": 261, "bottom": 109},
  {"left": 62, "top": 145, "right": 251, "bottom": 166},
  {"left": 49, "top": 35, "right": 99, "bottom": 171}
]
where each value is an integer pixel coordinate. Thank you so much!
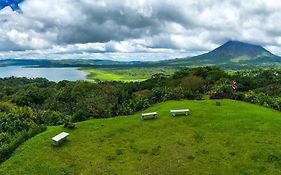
[
  {"left": 51, "top": 132, "right": 69, "bottom": 145},
  {"left": 141, "top": 112, "right": 158, "bottom": 120},
  {"left": 170, "top": 109, "right": 190, "bottom": 117}
]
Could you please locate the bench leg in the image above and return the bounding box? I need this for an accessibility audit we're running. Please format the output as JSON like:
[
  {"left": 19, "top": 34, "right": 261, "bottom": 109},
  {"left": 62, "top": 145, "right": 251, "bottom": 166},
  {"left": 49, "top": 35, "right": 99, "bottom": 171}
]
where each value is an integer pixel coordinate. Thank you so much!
[{"left": 53, "top": 141, "right": 59, "bottom": 146}]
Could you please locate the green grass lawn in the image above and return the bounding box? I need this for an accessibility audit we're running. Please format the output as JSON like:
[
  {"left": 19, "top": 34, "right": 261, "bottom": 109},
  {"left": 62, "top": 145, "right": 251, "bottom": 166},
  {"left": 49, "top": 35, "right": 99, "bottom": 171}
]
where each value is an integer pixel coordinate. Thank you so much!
[
  {"left": 1, "top": 100, "right": 281, "bottom": 175},
  {"left": 81, "top": 67, "right": 176, "bottom": 82}
]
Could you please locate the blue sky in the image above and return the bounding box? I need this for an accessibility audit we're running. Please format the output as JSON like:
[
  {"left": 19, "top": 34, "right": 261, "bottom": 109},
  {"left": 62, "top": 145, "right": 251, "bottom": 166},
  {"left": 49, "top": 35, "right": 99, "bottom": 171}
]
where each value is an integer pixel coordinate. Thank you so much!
[
  {"left": 0, "top": 0, "right": 281, "bottom": 61},
  {"left": 0, "top": 0, "right": 23, "bottom": 12}
]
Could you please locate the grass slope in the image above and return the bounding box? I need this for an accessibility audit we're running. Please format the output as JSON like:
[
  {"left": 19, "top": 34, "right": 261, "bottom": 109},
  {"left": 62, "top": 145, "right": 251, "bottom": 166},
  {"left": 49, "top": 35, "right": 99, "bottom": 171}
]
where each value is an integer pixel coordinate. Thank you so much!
[
  {"left": 1, "top": 100, "right": 281, "bottom": 175},
  {"left": 81, "top": 67, "right": 176, "bottom": 82}
]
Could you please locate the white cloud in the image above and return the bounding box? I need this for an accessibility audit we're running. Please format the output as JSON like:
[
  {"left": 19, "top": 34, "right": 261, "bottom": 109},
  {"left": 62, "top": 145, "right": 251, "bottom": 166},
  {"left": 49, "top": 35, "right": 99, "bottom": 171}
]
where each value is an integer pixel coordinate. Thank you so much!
[{"left": 1, "top": 0, "right": 281, "bottom": 60}]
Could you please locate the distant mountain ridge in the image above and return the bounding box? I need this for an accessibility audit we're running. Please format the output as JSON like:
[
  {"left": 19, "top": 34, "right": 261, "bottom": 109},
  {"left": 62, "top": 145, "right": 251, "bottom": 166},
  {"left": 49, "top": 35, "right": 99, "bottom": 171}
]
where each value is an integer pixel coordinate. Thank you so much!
[
  {"left": 0, "top": 40, "right": 280, "bottom": 69},
  {"left": 0, "top": 59, "right": 145, "bottom": 68}
]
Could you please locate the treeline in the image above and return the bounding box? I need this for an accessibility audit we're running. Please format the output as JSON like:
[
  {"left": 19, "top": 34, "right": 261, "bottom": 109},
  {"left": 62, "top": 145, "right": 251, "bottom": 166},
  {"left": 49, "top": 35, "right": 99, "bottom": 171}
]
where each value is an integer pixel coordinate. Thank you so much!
[
  {"left": 0, "top": 67, "right": 225, "bottom": 124},
  {"left": 1, "top": 67, "right": 280, "bottom": 125},
  {"left": 0, "top": 67, "right": 280, "bottom": 163},
  {"left": 212, "top": 68, "right": 281, "bottom": 111}
]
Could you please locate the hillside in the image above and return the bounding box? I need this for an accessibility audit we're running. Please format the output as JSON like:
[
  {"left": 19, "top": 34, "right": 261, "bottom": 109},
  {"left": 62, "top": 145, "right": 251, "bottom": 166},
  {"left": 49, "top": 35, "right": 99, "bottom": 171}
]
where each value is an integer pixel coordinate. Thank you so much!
[
  {"left": 1, "top": 100, "right": 281, "bottom": 175},
  {"left": 160, "top": 41, "right": 281, "bottom": 69},
  {"left": 191, "top": 40, "right": 277, "bottom": 63}
]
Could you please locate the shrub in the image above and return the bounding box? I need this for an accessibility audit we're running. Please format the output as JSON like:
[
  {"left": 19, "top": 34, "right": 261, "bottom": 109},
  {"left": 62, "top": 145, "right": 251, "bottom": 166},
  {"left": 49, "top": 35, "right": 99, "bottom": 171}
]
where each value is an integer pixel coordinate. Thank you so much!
[
  {"left": 39, "top": 110, "right": 67, "bottom": 126},
  {"left": 244, "top": 90, "right": 256, "bottom": 103},
  {"left": 72, "top": 110, "right": 91, "bottom": 122},
  {"left": 272, "top": 97, "right": 281, "bottom": 111},
  {"left": 0, "top": 101, "right": 15, "bottom": 112},
  {"left": 180, "top": 75, "right": 205, "bottom": 91},
  {"left": 0, "top": 133, "right": 10, "bottom": 144},
  {"left": 0, "top": 125, "right": 46, "bottom": 163},
  {"left": 64, "top": 122, "right": 76, "bottom": 129},
  {"left": 131, "top": 97, "right": 151, "bottom": 111}
]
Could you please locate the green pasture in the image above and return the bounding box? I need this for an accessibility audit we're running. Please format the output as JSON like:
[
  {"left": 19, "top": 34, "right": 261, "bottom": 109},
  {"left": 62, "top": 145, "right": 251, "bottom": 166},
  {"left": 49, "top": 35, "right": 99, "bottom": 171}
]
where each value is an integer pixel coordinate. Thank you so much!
[
  {"left": 1, "top": 100, "right": 281, "bottom": 175},
  {"left": 81, "top": 67, "right": 176, "bottom": 82}
]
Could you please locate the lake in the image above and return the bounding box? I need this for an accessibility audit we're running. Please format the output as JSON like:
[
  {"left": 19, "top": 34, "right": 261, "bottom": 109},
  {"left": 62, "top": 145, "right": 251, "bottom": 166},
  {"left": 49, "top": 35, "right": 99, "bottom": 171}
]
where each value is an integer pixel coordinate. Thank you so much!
[{"left": 0, "top": 66, "right": 88, "bottom": 82}]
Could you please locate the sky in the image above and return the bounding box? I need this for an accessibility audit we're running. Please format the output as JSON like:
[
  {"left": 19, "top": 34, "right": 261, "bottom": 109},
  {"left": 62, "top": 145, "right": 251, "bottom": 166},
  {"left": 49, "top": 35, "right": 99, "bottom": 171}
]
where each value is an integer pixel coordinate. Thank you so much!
[{"left": 0, "top": 0, "right": 281, "bottom": 61}]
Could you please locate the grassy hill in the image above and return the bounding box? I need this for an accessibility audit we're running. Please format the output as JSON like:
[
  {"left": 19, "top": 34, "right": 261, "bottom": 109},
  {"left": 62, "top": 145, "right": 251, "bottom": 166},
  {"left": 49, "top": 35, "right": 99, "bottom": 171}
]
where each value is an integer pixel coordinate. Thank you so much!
[{"left": 0, "top": 100, "right": 281, "bottom": 175}]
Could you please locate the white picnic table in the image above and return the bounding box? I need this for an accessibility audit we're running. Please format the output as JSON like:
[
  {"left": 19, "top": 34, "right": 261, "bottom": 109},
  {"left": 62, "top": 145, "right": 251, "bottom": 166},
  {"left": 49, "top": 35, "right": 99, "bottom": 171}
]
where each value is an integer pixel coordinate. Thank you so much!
[
  {"left": 141, "top": 112, "right": 158, "bottom": 120},
  {"left": 51, "top": 132, "right": 69, "bottom": 145},
  {"left": 170, "top": 109, "right": 190, "bottom": 116}
]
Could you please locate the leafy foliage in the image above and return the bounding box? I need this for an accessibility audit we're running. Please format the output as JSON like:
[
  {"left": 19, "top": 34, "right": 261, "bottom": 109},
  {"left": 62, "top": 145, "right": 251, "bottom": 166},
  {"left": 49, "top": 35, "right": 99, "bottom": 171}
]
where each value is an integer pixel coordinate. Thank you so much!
[{"left": 0, "top": 103, "right": 46, "bottom": 162}]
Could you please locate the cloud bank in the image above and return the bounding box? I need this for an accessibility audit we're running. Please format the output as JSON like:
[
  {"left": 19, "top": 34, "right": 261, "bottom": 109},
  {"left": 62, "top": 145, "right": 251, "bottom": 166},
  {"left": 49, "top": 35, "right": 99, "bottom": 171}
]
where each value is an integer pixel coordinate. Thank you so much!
[{"left": 0, "top": 0, "right": 281, "bottom": 61}]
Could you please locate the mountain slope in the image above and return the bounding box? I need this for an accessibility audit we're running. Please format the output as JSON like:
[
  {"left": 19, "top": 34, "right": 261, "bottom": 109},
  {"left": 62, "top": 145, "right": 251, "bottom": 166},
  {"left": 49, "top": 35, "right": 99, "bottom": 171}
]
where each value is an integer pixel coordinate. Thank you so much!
[
  {"left": 1, "top": 100, "right": 281, "bottom": 175},
  {"left": 160, "top": 40, "right": 281, "bottom": 69},
  {"left": 193, "top": 40, "right": 276, "bottom": 62}
]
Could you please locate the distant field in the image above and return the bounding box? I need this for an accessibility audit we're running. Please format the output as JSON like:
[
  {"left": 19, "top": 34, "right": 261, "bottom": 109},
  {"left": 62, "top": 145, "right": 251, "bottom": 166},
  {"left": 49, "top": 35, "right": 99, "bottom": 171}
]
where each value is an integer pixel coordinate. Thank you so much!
[
  {"left": 1, "top": 100, "right": 281, "bottom": 175},
  {"left": 81, "top": 67, "right": 176, "bottom": 82}
]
